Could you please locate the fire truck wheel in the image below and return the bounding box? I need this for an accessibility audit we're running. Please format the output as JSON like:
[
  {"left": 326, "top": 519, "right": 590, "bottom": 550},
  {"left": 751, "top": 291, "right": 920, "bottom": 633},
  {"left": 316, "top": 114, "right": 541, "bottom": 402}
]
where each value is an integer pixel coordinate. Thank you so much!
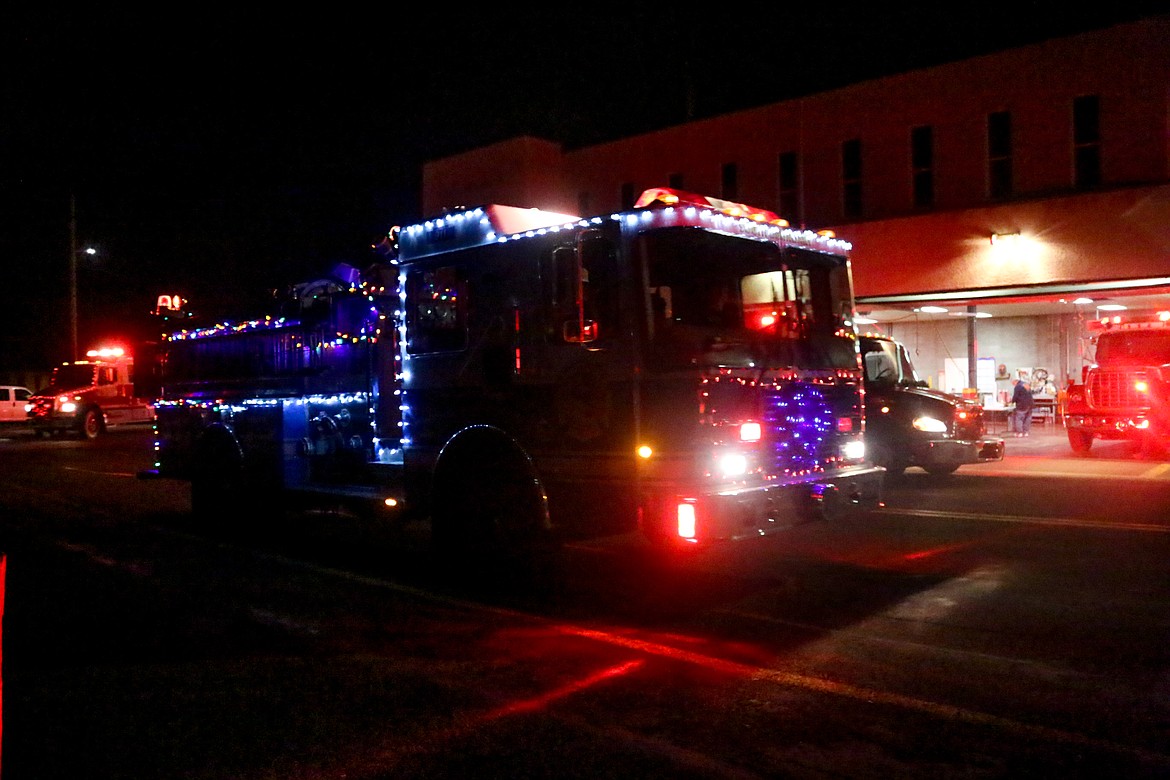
[
  {"left": 80, "top": 408, "right": 103, "bottom": 440},
  {"left": 1138, "top": 433, "right": 1169, "bottom": 460},
  {"left": 190, "top": 426, "right": 254, "bottom": 531},
  {"left": 431, "top": 435, "right": 556, "bottom": 581},
  {"left": 191, "top": 470, "right": 255, "bottom": 531},
  {"left": 1067, "top": 428, "right": 1094, "bottom": 455}
]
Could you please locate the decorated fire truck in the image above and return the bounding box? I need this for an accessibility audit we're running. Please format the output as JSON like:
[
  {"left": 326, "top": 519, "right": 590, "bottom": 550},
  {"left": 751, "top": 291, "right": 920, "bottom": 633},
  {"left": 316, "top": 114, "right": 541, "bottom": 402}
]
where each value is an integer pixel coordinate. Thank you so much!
[
  {"left": 1065, "top": 309, "right": 1170, "bottom": 457},
  {"left": 142, "top": 188, "right": 884, "bottom": 566},
  {"left": 28, "top": 346, "right": 156, "bottom": 439}
]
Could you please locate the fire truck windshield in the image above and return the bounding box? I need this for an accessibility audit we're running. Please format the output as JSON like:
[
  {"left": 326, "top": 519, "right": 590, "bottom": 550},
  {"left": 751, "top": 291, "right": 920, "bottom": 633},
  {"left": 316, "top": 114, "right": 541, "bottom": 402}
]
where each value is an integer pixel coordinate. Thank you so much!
[
  {"left": 40, "top": 364, "right": 97, "bottom": 392},
  {"left": 639, "top": 229, "right": 856, "bottom": 370},
  {"left": 1096, "top": 330, "right": 1170, "bottom": 366}
]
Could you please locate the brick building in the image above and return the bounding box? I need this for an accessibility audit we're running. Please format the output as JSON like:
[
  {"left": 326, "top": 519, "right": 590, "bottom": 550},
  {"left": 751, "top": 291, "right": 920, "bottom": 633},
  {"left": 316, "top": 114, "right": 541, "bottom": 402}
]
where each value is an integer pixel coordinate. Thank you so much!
[{"left": 420, "top": 17, "right": 1170, "bottom": 402}]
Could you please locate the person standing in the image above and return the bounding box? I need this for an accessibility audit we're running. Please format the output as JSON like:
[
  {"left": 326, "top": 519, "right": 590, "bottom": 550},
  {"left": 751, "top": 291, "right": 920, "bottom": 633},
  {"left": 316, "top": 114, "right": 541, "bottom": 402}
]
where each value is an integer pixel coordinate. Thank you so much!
[{"left": 1011, "top": 378, "right": 1034, "bottom": 437}]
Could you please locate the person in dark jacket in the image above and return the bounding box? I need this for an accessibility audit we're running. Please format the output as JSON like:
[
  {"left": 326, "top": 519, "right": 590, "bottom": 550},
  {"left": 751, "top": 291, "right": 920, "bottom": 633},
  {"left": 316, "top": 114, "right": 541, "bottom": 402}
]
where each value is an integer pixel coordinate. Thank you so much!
[{"left": 1011, "top": 378, "right": 1034, "bottom": 437}]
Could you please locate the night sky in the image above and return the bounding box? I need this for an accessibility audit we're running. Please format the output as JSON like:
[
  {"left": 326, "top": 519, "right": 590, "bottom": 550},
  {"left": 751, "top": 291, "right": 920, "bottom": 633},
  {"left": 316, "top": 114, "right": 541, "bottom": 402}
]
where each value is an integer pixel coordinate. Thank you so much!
[{"left": 3, "top": 3, "right": 1169, "bottom": 368}]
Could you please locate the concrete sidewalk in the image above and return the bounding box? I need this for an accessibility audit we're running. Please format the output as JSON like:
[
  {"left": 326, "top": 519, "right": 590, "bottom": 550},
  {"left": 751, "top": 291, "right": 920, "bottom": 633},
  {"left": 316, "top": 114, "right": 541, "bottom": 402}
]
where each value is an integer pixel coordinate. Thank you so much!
[
  {"left": 992, "top": 422, "right": 1148, "bottom": 459},
  {"left": 997, "top": 425, "right": 1076, "bottom": 457}
]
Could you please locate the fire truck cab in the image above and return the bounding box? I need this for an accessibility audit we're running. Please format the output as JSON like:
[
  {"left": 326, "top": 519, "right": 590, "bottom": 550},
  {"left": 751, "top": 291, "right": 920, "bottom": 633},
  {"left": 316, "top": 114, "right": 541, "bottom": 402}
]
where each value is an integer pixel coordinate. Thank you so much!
[
  {"left": 27, "top": 347, "right": 156, "bottom": 439},
  {"left": 1065, "top": 310, "right": 1170, "bottom": 457}
]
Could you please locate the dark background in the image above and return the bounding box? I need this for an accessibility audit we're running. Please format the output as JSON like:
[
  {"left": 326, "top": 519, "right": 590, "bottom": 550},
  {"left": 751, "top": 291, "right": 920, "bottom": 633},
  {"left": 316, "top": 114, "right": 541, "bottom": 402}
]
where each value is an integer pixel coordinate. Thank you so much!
[{"left": 3, "top": 3, "right": 1169, "bottom": 369}]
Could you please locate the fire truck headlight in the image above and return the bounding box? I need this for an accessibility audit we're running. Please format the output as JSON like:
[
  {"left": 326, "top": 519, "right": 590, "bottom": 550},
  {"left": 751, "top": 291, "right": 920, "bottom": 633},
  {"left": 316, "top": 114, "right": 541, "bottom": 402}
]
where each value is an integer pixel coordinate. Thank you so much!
[
  {"left": 1134, "top": 380, "right": 1149, "bottom": 393},
  {"left": 842, "top": 439, "right": 866, "bottom": 461},
  {"left": 717, "top": 451, "right": 749, "bottom": 477},
  {"left": 60, "top": 400, "right": 78, "bottom": 413},
  {"left": 739, "top": 422, "right": 762, "bottom": 442},
  {"left": 912, "top": 416, "right": 948, "bottom": 433}
]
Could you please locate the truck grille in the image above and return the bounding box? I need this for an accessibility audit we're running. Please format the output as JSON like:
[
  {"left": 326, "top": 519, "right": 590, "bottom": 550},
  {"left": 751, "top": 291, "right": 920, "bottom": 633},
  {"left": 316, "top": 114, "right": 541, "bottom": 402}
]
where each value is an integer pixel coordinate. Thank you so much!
[
  {"left": 763, "top": 384, "right": 833, "bottom": 475},
  {"left": 1087, "top": 369, "right": 1149, "bottom": 410}
]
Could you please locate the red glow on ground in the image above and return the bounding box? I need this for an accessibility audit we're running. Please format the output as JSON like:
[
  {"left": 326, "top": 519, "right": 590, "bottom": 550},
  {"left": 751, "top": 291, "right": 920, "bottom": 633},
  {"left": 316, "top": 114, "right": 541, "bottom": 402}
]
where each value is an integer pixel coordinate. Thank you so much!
[{"left": 480, "top": 659, "right": 643, "bottom": 721}]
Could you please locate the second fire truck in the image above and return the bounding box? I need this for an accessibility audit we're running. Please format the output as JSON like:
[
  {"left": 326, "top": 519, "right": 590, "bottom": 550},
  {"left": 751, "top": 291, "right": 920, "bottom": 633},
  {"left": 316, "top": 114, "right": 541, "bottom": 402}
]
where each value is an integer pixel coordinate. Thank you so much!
[
  {"left": 28, "top": 346, "right": 156, "bottom": 439},
  {"left": 1065, "top": 309, "right": 1170, "bottom": 457},
  {"left": 142, "top": 188, "right": 884, "bottom": 563}
]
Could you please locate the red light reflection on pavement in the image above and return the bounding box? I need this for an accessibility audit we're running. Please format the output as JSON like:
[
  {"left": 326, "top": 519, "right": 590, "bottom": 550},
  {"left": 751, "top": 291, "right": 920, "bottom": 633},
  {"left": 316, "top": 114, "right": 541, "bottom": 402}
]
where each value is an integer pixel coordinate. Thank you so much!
[{"left": 479, "top": 659, "right": 644, "bottom": 722}]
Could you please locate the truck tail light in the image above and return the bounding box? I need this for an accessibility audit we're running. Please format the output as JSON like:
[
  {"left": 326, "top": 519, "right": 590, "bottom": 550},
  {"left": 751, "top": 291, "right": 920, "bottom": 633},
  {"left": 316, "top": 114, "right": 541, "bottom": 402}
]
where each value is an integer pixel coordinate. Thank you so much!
[{"left": 677, "top": 501, "right": 697, "bottom": 540}]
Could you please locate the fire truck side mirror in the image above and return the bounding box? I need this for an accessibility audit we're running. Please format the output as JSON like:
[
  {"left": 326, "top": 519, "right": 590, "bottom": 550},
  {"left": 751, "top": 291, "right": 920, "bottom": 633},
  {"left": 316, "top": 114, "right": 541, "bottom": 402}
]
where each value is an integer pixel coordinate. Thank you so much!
[{"left": 563, "top": 319, "right": 598, "bottom": 343}]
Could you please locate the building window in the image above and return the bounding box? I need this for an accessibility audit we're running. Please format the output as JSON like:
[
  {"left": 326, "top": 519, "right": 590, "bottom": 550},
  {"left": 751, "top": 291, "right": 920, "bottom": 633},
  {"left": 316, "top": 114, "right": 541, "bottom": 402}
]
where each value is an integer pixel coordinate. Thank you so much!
[
  {"left": 987, "top": 111, "right": 1012, "bottom": 199},
  {"left": 721, "top": 163, "right": 738, "bottom": 200},
  {"left": 621, "top": 182, "right": 637, "bottom": 209},
  {"left": 842, "top": 139, "right": 863, "bottom": 219},
  {"left": 911, "top": 125, "right": 934, "bottom": 209},
  {"left": 777, "top": 151, "right": 801, "bottom": 224},
  {"left": 668, "top": 172, "right": 685, "bottom": 189},
  {"left": 1073, "top": 95, "right": 1101, "bottom": 188}
]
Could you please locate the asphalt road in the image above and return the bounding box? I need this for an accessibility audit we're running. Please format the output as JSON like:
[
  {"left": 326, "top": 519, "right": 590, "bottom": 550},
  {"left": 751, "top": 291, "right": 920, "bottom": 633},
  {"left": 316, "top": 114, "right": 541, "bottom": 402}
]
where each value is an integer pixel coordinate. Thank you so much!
[{"left": 0, "top": 425, "right": 1167, "bottom": 778}]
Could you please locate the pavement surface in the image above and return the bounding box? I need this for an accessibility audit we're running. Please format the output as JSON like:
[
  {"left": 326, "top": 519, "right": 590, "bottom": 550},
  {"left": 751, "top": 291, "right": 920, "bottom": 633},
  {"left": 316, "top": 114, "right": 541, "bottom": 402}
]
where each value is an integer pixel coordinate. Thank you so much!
[{"left": 995, "top": 423, "right": 1079, "bottom": 458}]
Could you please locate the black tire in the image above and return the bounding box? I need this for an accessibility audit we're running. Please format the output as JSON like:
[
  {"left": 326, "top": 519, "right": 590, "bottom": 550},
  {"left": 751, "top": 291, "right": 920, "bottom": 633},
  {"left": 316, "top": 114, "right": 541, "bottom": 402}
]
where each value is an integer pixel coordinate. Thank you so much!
[
  {"left": 1068, "top": 428, "right": 1093, "bottom": 455},
  {"left": 1138, "top": 432, "right": 1169, "bottom": 460},
  {"left": 431, "top": 434, "right": 559, "bottom": 591},
  {"left": 868, "top": 441, "right": 905, "bottom": 478},
  {"left": 80, "top": 408, "right": 102, "bottom": 440},
  {"left": 190, "top": 425, "right": 257, "bottom": 534},
  {"left": 190, "top": 474, "right": 238, "bottom": 526}
]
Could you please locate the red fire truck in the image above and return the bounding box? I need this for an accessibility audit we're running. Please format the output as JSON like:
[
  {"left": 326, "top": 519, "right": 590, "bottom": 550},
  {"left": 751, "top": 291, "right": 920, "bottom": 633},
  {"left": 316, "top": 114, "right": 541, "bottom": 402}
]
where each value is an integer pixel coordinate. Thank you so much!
[
  {"left": 142, "top": 188, "right": 884, "bottom": 566},
  {"left": 27, "top": 346, "right": 156, "bottom": 439},
  {"left": 1065, "top": 309, "right": 1170, "bottom": 457}
]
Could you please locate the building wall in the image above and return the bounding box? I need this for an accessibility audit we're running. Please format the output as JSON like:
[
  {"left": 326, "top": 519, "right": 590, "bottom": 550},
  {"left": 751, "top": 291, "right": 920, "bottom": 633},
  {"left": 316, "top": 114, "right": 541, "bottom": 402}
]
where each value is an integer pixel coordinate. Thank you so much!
[
  {"left": 441, "top": 17, "right": 1170, "bottom": 229},
  {"left": 843, "top": 185, "right": 1170, "bottom": 298},
  {"left": 422, "top": 136, "right": 568, "bottom": 217}
]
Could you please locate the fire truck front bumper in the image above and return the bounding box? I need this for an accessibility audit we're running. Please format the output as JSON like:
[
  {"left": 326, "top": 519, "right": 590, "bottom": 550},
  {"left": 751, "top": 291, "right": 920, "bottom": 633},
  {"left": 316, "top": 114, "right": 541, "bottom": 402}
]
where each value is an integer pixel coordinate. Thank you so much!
[
  {"left": 641, "top": 465, "right": 885, "bottom": 546},
  {"left": 1066, "top": 414, "right": 1164, "bottom": 440},
  {"left": 27, "top": 409, "right": 81, "bottom": 433}
]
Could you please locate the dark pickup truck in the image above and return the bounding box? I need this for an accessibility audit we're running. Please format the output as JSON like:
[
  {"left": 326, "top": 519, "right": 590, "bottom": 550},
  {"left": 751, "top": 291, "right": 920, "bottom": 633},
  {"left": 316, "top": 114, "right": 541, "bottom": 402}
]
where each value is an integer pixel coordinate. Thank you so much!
[{"left": 860, "top": 334, "right": 1005, "bottom": 476}]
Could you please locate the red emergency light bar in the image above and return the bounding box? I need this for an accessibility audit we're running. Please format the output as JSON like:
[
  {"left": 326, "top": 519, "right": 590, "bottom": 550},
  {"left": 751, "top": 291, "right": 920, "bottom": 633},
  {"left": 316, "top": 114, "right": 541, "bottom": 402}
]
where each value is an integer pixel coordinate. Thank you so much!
[
  {"left": 85, "top": 346, "right": 126, "bottom": 359},
  {"left": 635, "top": 187, "right": 790, "bottom": 227},
  {"left": 1089, "top": 310, "right": 1170, "bottom": 331}
]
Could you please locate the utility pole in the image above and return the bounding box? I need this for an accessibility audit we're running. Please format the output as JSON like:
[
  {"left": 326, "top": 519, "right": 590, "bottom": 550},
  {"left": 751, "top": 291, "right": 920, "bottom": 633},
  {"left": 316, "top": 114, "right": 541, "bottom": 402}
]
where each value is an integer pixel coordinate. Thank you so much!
[{"left": 69, "top": 193, "right": 78, "bottom": 358}]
